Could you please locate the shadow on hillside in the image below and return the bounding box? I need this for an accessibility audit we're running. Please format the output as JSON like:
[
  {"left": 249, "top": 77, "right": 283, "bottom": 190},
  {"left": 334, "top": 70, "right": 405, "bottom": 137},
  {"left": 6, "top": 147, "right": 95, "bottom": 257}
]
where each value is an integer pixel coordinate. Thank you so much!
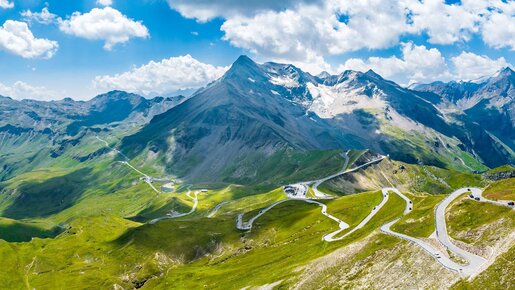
[
  {"left": 0, "top": 221, "right": 63, "bottom": 242},
  {"left": 112, "top": 215, "right": 241, "bottom": 263},
  {"left": 2, "top": 168, "right": 94, "bottom": 219}
]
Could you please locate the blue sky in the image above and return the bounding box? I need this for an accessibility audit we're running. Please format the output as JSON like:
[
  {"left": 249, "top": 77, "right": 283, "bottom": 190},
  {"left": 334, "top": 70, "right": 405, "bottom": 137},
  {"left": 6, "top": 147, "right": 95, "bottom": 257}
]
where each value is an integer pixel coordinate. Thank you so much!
[{"left": 0, "top": 0, "right": 513, "bottom": 100}]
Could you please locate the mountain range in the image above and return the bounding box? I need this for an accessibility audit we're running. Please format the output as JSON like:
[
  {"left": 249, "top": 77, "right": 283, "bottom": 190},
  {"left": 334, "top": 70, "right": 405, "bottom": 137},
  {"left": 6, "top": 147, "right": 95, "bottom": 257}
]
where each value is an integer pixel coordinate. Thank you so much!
[
  {"left": 0, "top": 55, "right": 514, "bottom": 289},
  {"left": 118, "top": 56, "right": 514, "bottom": 183},
  {"left": 1, "top": 56, "right": 513, "bottom": 184}
]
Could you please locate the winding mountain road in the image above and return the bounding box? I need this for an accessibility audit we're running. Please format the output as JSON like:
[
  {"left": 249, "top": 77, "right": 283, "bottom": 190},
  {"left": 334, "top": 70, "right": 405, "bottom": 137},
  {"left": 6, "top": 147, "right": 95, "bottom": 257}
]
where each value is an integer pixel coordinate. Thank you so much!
[
  {"left": 236, "top": 153, "right": 387, "bottom": 235},
  {"left": 207, "top": 201, "right": 228, "bottom": 218},
  {"left": 434, "top": 188, "right": 487, "bottom": 276},
  {"left": 149, "top": 189, "right": 199, "bottom": 224},
  {"left": 118, "top": 161, "right": 161, "bottom": 193},
  {"left": 309, "top": 153, "right": 386, "bottom": 199},
  {"left": 467, "top": 187, "right": 514, "bottom": 208},
  {"left": 230, "top": 148, "right": 509, "bottom": 277},
  {"left": 310, "top": 152, "right": 350, "bottom": 198},
  {"left": 236, "top": 199, "right": 291, "bottom": 230},
  {"left": 378, "top": 189, "right": 473, "bottom": 275},
  {"left": 381, "top": 186, "right": 513, "bottom": 277},
  {"left": 304, "top": 199, "right": 350, "bottom": 237},
  {"left": 97, "top": 136, "right": 161, "bottom": 193},
  {"left": 96, "top": 136, "right": 130, "bottom": 160},
  {"left": 323, "top": 188, "right": 391, "bottom": 242}
]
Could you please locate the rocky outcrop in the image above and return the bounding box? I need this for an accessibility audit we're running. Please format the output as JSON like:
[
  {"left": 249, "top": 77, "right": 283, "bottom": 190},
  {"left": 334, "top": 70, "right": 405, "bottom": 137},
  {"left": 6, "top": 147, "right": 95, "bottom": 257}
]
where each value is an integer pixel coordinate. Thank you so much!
[{"left": 482, "top": 170, "right": 515, "bottom": 181}]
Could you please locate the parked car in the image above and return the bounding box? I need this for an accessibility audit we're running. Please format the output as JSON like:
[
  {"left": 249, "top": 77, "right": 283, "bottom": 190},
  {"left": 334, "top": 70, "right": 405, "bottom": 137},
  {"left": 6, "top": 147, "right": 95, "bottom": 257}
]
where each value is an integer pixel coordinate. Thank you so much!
[
  {"left": 475, "top": 197, "right": 480, "bottom": 201},
  {"left": 508, "top": 201, "right": 514, "bottom": 206}
]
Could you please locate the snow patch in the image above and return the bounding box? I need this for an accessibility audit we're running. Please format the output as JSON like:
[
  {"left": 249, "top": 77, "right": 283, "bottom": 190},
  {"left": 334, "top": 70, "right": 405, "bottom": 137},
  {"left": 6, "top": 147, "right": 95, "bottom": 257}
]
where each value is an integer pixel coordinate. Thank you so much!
[
  {"left": 306, "top": 82, "right": 387, "bottom": 118},
  {"left": 270, "top": 75, "right": 299, "bottom": 88}
]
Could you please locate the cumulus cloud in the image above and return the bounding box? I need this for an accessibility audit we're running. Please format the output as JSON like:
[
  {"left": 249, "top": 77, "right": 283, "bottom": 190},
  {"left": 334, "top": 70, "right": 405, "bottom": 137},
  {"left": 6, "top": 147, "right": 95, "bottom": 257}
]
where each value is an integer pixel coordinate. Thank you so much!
[
  {"left": 0, "top": 20, "right": 58, "bottom": 58},
  {"left": 451, "top": 52, "right": 510, "bottom": 81},
  {"left": 167, "top": 0, "right": 321, "bottom": 22},
  {"left": 58, "top": 7, "right": 148, "bottom": 50},
  {"left": 167, "top": 0, "right": 515, "bottom": 72},
  {"left": 0, "top": 81, "right": 63, "bottom": 100},
  {"left": 339, "top": 44, "right": 511, "bottom": 85},
  {"left": 481, "top": 1, "right": 515, "bottom": 50},
  {"left": 407, "top": 0, "right": 481, "bottom": 45},
  {"left": 96, "top": 0, "right": 113, "bottom": 7},
  {"left": 220, "top": 0, "right": 409, "bottom": 74},
  {"left": 21, "top": 7, "right": 58, "bottom": 25},
  {"left": 93, "top": 54, "right": 229, "bottom": 96},
  {"left": 340, "top": 42, "right": 451, "bottom": 85},
  {"left": 0, "top": 0, "right": 13, "bottom": 9}
]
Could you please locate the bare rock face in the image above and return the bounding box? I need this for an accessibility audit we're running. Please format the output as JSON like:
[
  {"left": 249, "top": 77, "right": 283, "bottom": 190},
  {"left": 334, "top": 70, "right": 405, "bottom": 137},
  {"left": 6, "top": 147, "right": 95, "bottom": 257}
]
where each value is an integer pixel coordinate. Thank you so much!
[
  {"left": 415, "top": 67, "right": 515, "bottom": 151},
  {"left": 482, "top": 170, "right": 515, "bottom": 181},
  {"left": 119, "top": 56, "right": 514, "bottom": 184},
  {"left": 294, "top": 233, "right": 460, "bottom": 289}
]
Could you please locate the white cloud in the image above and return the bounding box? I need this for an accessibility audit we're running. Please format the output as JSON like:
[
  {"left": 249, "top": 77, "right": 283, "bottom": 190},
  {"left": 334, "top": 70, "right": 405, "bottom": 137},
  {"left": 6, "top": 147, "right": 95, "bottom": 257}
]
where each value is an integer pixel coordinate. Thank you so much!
[
  {"left": 220, "top": 0, "right": 409, "bottom": 74},
  {"left": 406, "top": 0, "right": 481, "bottom": 45},
  {"left": 0, "top": 0, "right": 13, "bottom": 9},
  {"left": 451, "top": 52, "right": 510, "bottom": 80},
  {"left": 21, "top": 7, "right": 58, "bottom": 25},
  {"left": 340, "top": 42, "right": 451, "bottom": 85},
  {"left": 58, "top": 7, "right": 148, "bottom": 50},
  {"left": 96, "top": 0, "right": 113, "bottom": 7},
  {"left": 480, "top": 1, "right": 515, "bottom": 50},
  {"left": 167, "top": 0, "right": 515, "bottom": 70},
  {"left": 93, "top": 54, "right": 229, "bottom": 96},
  {"left": 167, "top": 0, "right": 321, "bottom": 22},
  {"left": 339, "top": 44, "right": 512, "bottom": 85},
  {"left": 0, "top": 81, "right": 63, "bottom": 101},
  {"left": 0, "top": 20, "right": 58, "bottom": 58}
]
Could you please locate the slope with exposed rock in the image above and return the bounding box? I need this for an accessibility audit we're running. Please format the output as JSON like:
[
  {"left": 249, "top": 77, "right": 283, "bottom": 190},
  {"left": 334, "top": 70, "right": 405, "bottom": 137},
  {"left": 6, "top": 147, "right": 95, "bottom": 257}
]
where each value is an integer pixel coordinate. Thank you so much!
[{"left": 120, "top": 56, "right": 512, "bottom": 184}]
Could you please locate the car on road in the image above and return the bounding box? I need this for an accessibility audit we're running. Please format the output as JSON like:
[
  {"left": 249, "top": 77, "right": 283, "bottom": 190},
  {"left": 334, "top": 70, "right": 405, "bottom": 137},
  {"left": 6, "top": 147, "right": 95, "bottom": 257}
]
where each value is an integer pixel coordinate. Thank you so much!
[
  {"left": 469, "top": 194, "right": 474, "bottom": 198},
  {"left": 508, "top": 201, "right": 514, "bottom": 206},
  {"left": 475, "top": 197, "right": 480, "bottom": 201}
]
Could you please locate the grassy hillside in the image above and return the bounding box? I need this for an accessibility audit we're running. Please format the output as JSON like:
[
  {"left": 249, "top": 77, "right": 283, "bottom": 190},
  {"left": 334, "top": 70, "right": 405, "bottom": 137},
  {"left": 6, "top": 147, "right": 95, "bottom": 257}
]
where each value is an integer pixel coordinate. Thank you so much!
[
  {"left": 319, "top": 158, "right": 485, "bottom": 196},
  {"left": 452, "top": 245, "right": 515, "bottom": 290},
  {"left": 482, "top": 178, "right": 515, "bottom": 200},
  {"left": 0, "top": 218, "right": 61, "bottom": 242},
  {"left": 391, "top": 192, "right": 445, "bottom": 237},
  {"left": 0, "top": 136, "right": 511, "bottom": 289},
  {"left": 447, "top": 195, "right": 514, "bottom": 247},
  {"left": 0, "top": 188, "right": 406, "bottom": 289}
]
